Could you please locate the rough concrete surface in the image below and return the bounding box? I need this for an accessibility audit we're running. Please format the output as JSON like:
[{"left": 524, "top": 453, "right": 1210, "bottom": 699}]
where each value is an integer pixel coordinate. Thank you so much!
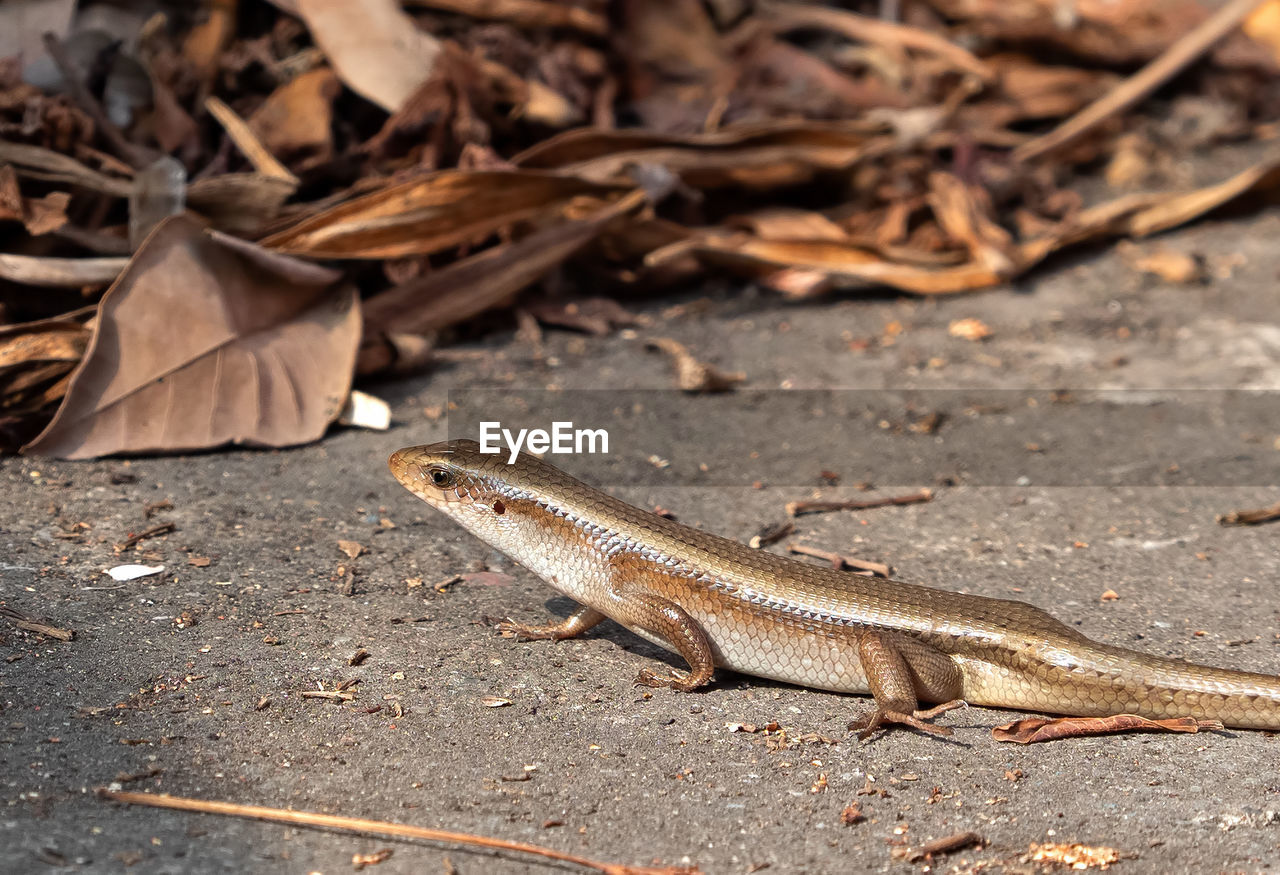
[{"left": 3, "top": 168, "right": 1280, "bottom": 874}]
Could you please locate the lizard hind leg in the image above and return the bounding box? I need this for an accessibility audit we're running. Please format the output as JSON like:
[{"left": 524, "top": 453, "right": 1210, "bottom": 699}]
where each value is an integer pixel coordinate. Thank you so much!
[{"left": 850, "top": 632, "right": 967, "bottom": 739}]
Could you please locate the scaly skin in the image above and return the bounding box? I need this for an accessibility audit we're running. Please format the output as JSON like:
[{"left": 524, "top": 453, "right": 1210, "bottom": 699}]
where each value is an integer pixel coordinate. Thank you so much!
[{"left": 389, "top": 440, "right": 1280, "bottom": 735}]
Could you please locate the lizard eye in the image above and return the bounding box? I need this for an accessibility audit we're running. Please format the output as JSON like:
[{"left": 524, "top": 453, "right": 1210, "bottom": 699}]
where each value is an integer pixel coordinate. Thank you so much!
[{"left": 426, "top": 465, "right": 457, "bottom": 488}]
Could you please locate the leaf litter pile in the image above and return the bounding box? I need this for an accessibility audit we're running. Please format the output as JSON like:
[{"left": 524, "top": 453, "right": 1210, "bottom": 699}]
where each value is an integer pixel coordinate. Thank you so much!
[{"left": 3, "top": 0, "right": 1280, "bottom": 458}]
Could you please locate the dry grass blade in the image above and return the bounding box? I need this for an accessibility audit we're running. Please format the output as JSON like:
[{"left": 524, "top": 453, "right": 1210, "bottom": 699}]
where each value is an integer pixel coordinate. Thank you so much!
[
  {"left": 97, "top": 789, "right": 701, "bottom": 875},
  {"left": 23, "top": 216, "right": 360, "bottom": 459},
  {"left": 262, "top": 171, "right": 629, "bottom": 259}
]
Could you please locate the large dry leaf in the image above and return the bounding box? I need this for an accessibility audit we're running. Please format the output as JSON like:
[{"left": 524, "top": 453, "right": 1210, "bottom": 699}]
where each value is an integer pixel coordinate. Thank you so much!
[
  {"left": 294, "top": 0, "right": 442, "bottom": 113},
  {"left": 261, "top": 170, "right": 630, "bottom": 259},
  {"left": 23, "top": 216, "right": 360, "bottom": 459}
]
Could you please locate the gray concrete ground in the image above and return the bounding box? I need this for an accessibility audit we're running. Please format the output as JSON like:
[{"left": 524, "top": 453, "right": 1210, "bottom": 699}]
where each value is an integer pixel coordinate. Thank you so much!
[{"left": 3, "top": 163, "right": 1280, "bottom": 873}]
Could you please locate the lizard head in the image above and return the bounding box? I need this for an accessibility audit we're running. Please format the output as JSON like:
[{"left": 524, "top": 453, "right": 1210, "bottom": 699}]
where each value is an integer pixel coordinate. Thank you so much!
[{"left": 388, "top": 440, "right": 506, "bottom": 513}]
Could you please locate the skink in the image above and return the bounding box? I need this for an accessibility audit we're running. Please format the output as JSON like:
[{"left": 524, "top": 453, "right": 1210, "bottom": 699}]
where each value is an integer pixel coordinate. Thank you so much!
[{"left": 389, "top": 440, "right": 1280, "bottom": 735}]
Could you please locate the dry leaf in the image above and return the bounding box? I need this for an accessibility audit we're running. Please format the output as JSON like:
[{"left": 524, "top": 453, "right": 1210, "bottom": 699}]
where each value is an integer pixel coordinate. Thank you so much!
[
  {"left": 23, "top": 216, "right": 360, "bottom": 459},
  {"left": 294, "top": 0, "right": 441, "bottom": 113},
  {"left": 992, "top": 713, "right": 1223, "bottom": 743},
  {"left": 646, "top": 337, "right": 745, "bottom": 392}
]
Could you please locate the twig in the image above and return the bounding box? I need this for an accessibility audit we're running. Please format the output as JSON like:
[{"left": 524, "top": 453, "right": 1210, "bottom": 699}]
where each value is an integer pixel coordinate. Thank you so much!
[
  {"left": 786, "top": 543, "right": 890, "bottom": 577},
  {"left": 41, "top": 33, "right": 158, "bottom": 170},
  {"left": 786, "top": 489, "right": 932, "bottom": 516},
  {"left": 113, "top": 522, "right": 175, "bottom": 553},
  {"left": 97, "top": 789, "right": 700, "bottom": 875},
  {"left": 0, "top": 606, "right": 74, "bottom": 641},
  {"left": 1217, "top": 500, "right": 1280, "bottom": 526},
  {"left": 906, "top": 831, "right": 985, "bottom": 862},
  {"left": 748, "top": 520, "right": 794, "bottom": 549},
  {"left": 204, "top": 96, "right": 299, "bottom": 183},
  {"left": 1014, "top": 0, "right": 1272, "bottom": 162}
]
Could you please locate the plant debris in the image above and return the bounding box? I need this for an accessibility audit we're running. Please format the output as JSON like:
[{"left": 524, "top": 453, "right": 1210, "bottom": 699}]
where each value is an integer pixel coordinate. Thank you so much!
[{"left": 3, "top": 1, "right": 1280, "bottom": 456}]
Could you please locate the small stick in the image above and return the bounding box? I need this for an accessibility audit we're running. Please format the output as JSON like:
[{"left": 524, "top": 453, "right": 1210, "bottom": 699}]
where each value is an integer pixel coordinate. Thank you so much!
[
  {"left": 787, "top": 543, "right": 890, "bottom": 577},
  {"left": 0, "top": 606, "right": 74, "bottom": 641},
  {"left": 97, "top": 789, "right": 699, "bottom": 875},
  {"left": 786, "top": 489, "right": 932, "bottom": 517},
  {"left": 1015, "top": 0, "right": 1271, "bottom": 162},
  {"left": 748, "top": 520, "right": 794, "bottom": 549},
  {"left": 907, "top": 830, "right": 985, "bottom": 862},
  {"left": 113, "top": 522, "right": 175, "bottom": 553}
]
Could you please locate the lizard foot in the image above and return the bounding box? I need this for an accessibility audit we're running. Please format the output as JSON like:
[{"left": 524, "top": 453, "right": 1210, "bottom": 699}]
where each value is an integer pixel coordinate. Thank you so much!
[
  {"left": 849, "top": 699, "right": 966, "bottom": 740},
  {"left": 496, "top": 619, "right": 566, "bottom": 641},
  {"left": 633, "top": 667, "right": 702, "bottom": 692}
]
